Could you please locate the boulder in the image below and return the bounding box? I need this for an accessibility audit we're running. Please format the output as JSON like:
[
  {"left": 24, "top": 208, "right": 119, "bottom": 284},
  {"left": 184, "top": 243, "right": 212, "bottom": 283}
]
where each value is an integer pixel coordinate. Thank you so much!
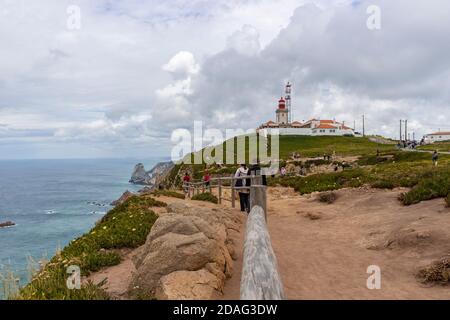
[
  {"left": 155, "top": 269, "right": 221, "bottom": 300},
  {"left": 130, "top": 202, "right": 243, "bottom": 299},
  {"left": 129, "top": 163, "right": 152, "bottom": 185},
  {"left": 0, "top": 221, "right": 15, "bottom": 228},
  {"left": 131, "top": 232, "right": 222, "bottom": 294}
]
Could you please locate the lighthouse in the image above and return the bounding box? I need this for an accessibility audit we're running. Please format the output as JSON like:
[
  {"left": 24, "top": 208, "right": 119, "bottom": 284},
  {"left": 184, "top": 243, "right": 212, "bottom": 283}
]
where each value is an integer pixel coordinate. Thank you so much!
[{"left": 276, "top": 97, "right": 288, "bottom": 125}]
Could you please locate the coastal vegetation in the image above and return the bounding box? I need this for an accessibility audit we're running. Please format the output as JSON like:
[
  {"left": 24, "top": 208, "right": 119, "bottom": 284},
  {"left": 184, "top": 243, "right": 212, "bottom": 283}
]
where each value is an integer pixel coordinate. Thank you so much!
[
  {"left": 417, "top": 141, "right": 450, "bottom": 153},
  {"left": 268, "top": 149, "right": 450, "bottom": 205},
  {"left": 15, "top": 196, "right": 165, "bottom": 300},
  {"left": 191, "top": 192, "right": 219, "bottom": 204},
  {"left": 417, "top": 257, "right": 450, "bottom": 284}
]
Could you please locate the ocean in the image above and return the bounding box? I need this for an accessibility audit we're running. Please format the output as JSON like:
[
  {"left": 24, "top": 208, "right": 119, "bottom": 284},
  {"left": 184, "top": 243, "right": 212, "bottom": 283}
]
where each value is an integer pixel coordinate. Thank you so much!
[{"left": 0, "top": 158, "right": 161, "bottom": 296}]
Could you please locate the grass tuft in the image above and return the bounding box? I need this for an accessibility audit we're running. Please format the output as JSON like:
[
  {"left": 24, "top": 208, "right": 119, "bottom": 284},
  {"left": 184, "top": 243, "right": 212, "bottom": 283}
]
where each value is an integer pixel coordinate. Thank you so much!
[
  {"left": 417, "top": 257, "right": 450, "bottom": 284},
  {"left": 318, "top": 192, "right": 338, "bottom": 204},
  {"left": 191, "top": 192, "right": 218, "bottom": 204}
]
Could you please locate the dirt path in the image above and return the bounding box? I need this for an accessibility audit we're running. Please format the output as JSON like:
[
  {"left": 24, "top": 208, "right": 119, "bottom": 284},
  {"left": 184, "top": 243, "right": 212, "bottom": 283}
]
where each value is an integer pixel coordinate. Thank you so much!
[{"left": 267, "top": 187, "right": 450, "bottom": 299}]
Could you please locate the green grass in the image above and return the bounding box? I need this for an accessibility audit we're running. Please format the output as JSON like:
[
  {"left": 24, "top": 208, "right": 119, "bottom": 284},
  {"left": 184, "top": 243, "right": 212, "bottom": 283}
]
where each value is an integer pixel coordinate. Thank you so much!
[
  {"left": 269, "top": 151, "right": 450, "bottom": 205},
  {"left": 191, "top": 192, "right": 218, "bottom": 204},
  {"left": 278, "top": 135, "right": 395, "bottom": 159},
  {"left": 400, "top": 169, "right": 450, "bottom": 205},
  {"left": 418, "top": 141, "right": 450, "bottom": 153},
  {"left": 16, "top": 196, "right": 164, "bottom": 300}
]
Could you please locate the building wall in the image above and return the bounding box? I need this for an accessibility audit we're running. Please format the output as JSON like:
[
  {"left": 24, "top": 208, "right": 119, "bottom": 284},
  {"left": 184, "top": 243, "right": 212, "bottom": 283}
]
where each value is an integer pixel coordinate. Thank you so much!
[
  {"left": 276, "top": 111, "right": 288, "bottom": 124},
  {"left": 258, "top": 127, "right": 354, "bottom": 137},
  {"left": 424, "top": 134, "right": 450, "bottom": 144}
]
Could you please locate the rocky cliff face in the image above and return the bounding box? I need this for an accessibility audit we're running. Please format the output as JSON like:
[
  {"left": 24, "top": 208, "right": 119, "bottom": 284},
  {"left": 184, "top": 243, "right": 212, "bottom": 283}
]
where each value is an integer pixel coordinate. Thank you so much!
[
  {"left": 129, "top": 202, "right": 243, "bottom": 299},
  {"left": 129, "top": 162, "right": 174, "bottom": 186}
]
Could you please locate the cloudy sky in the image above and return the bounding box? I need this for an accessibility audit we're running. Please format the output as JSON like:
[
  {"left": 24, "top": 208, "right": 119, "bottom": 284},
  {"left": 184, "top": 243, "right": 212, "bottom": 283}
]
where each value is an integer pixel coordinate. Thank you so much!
[{"left": 1, "top": 0, "right": 449, "bottom": 159}]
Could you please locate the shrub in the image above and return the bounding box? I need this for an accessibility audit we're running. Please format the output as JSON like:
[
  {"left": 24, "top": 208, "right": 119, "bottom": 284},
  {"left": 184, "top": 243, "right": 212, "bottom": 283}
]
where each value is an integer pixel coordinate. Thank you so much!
[
  {"left": 371, "top": 180, "right": 395, "bottom": 189},
  {"left": 417, "top": 257, "right": 450, "bottom": 284},
  {"left": 446, "top": 194, "right": 450, "bottom": 208},
  {"left": 401, "top": 170, "right": 450, "bottom": 205},
  {"left": 191, "top": 192, "right": 218, "bottom": 204},
  {"left": 318, "top": 192, "right": 337, "bottom": 204},
  {"left": 17, "top": 195, "right": 163, "bottom": 300}
]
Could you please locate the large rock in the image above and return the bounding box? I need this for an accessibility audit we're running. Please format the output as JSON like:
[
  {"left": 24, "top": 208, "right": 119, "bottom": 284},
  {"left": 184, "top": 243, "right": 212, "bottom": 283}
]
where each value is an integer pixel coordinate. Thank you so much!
[
  {"left": 155, "top": 269, "right": 221, "bottom": 300},
  {"left": 130, "top": 202, "right": 243, "bottom": 299},
  {"left": 129, "top": 161, "right": 175, "bottom": 186},
  {"left": 129, "top": 163, "right": 152, "bottom": 185},
  {"left": 0, "top": 221, "right": 15, "bottom": 228}
]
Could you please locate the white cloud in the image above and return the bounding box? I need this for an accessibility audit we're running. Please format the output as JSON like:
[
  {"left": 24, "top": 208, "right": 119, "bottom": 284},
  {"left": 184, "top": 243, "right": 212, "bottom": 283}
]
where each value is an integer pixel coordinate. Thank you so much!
[
  {"left": 162, "top": 51, "right": 200, "bottom": 76},
  {"left": 1, "top": 0, "right": 450, "bottom": 158}
]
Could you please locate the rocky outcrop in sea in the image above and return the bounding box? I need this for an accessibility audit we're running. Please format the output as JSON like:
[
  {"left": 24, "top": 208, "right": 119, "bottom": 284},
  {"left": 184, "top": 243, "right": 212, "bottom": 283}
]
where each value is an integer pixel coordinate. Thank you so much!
[
  {"left": 129, "top": 161, "right": 174, "bottom": 187},
  {"left": 0, "top": 221, "right": 15, "bottom": 228}
]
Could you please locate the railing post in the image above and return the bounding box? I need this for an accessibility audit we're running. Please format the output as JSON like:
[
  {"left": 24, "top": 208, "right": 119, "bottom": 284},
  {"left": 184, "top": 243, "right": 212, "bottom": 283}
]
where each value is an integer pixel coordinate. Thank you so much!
[
  {"left": 218, "top": 179, "right": 222, "bottom": 204},
  {"left": 231, "top": 177, "right": 235, "bottom": 208}
]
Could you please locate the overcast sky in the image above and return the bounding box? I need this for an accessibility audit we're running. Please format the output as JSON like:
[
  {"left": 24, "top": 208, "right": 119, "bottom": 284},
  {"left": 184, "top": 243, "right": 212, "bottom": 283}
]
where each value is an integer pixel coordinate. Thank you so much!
[{"left": 1, "top": 0, "right": 449, "bottom": 159}]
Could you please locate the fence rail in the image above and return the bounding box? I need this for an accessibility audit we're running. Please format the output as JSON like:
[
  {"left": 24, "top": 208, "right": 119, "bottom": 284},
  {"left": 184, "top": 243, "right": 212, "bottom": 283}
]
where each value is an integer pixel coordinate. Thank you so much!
[
  {"left": 240, "top": 205, "right": 285, "bottom": 300},
  {"left": 186, "top": 174, "right": 284, "bottom": 299}
]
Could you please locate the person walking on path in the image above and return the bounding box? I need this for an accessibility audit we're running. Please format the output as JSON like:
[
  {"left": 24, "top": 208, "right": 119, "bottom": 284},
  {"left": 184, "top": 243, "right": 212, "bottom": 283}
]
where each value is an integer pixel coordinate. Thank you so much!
[
  {"left": 432, "top": 150, "right": 439, "bottom": 167},
  {"left": 234, "top": 164, "right": 250, "bottom": 213}
]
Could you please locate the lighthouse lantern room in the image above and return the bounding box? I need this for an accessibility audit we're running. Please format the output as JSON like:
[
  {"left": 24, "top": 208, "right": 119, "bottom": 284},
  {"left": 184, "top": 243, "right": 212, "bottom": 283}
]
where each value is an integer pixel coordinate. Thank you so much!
[{"left": 276, "top": 97, "right": 288, "bottom": 124}]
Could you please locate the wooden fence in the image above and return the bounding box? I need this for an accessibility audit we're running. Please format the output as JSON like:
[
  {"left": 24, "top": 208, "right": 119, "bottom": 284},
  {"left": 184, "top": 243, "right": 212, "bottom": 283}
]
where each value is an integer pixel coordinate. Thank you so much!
[
  {"left": 240, "top": 205, "right": 285, "bottom": 300},
  {"left": 186, "top": 175, "right": 284, "bottom": 300}
]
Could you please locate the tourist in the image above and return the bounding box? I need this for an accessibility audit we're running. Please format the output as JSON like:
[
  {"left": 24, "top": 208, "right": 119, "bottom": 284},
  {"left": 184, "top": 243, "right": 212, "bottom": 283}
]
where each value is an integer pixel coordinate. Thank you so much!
[
  {"left": 248, "top": 160, "right": 267, "bottom": 186},
  {"left": 432, "top": 150, "right": 439, "bottom": 167},
  {"left": 280, "top": 167, "right": 287, "bottom": 176},
  {"left": 203, "top": 170, "right": 211, "bottom": 191},
  {"left": 183, "top": 172, "right": 191, "bottom": 194},
  {"left": 234, "top": 164, "right": 250, "bottom": 213}
]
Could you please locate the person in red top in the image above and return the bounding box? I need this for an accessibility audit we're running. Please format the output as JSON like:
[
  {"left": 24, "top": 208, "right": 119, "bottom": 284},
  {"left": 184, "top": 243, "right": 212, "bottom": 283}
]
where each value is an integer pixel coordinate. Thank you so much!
[
  {"left": 203, "top": 170, "right": 211, "bottom": 191},
  {"left": 182, "top": 172, "right": 191, "bottom": 194}
]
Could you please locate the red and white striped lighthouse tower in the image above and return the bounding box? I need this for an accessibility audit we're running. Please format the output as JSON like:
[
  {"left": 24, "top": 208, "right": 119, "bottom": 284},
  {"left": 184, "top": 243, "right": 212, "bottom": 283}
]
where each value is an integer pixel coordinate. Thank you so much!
[{"left": 276, "top": 96, "right": 288, "bottom": 124}]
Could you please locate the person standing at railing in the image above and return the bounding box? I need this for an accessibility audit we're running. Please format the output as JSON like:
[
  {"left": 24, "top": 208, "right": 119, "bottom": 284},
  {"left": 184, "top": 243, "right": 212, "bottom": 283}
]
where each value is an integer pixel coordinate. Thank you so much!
[
  {"left": 182, "top": 172, "right": 191, "bottom": 194},
  {"left": 234, "top": 164, "right": 250, "bottom": 213},
  {"left": 203, "top": 170, "right": 211, "bottom": 192},
  {"left": 248, "top": 160, "right": 267, "bottom": 186}
]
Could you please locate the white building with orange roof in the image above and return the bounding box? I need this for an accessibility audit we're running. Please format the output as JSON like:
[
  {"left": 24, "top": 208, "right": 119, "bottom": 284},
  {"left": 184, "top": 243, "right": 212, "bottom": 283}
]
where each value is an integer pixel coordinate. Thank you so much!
[
  {"left": 423, "top": 131, "right": 450, "bottom": 144},
  {"left": 257, "top": 84, "right": 356, "bottom": 137}
]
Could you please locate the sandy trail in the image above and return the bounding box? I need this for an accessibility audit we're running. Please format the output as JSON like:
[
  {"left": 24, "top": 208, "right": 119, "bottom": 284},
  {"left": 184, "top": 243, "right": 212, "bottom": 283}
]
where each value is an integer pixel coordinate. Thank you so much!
[{"left": 267, "top": 187, "right": 450, "bottom": 299}]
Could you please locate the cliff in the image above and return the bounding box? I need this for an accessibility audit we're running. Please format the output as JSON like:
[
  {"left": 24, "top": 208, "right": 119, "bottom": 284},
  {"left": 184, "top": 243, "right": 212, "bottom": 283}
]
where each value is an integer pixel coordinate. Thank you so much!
[{"left": 129, "top": 161, "right": 174, "bottom": 186}]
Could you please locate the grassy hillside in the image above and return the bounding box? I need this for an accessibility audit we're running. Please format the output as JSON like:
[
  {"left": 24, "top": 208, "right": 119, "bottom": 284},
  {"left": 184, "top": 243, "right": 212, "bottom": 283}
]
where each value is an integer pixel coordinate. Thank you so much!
[
  {"left": 277, "top": 135, "right": 395, "bottom": 159},
  {"left": 185, "top": 135, "right": 395, "bottom": 164},
  {"left": 418, "top": 141, "right": 450, "bottom": 153}
]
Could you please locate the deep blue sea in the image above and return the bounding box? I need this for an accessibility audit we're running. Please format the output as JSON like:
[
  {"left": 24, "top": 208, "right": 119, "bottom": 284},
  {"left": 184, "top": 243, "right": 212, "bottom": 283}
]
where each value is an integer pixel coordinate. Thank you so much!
[{"left": 0, "top": 158, "right": 161, "bottom": 296}]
